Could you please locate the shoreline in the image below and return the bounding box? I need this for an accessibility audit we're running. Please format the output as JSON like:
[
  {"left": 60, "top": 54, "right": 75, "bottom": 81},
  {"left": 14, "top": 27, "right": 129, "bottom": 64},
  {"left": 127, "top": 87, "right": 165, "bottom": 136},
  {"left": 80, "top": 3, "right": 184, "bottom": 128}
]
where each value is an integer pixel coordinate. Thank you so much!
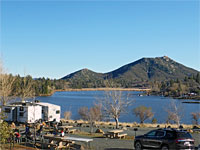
[
  {"left": 39, "top": 88, "right": 151, "bottom": 96},
  {"left": 60, "top": 119, "right": 199, "bottom": 129},
  {"left": 55, "top": 87, "right": 151, "bottom": 92},
  {"left": 39, "top": 88, "right": 151, "bottom": 97},
  {"left": 39, "top": 88, "right": 200, "bottom": 100}
]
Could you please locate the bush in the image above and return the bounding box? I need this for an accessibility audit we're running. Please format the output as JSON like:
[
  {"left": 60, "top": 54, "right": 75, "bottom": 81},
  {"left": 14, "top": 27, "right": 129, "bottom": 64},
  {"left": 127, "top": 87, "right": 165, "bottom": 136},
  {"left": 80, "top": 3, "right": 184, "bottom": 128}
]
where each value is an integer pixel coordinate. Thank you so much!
[
  {"left": 64, "top": 111, "right": 72, "bottom": 120},
  {"left": 152, "top": 118, "right": 157, "bottom": 124}
]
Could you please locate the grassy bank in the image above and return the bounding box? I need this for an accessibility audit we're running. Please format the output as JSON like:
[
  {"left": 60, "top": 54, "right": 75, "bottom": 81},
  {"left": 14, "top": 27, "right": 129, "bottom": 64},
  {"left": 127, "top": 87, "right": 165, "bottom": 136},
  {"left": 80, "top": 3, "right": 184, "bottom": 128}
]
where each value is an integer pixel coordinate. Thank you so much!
[
  {"left": 61, "top": 119, "right": 198, "bottom": 129},
  {"left": 38, "top": 88, "right": 151, "bottom": 96}
]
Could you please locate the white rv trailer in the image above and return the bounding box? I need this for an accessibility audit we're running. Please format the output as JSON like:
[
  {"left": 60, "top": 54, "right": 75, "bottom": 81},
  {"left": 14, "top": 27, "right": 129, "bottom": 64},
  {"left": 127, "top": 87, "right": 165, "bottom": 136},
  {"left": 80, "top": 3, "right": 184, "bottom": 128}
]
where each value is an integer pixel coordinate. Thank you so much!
[
  {"left": 2, "top": 101, "right": 61, "bottom": 123},
  {"left": 2, "top": 102, "right": 42, "bottom": 123},
  {"left": 36, "top": 102, "right": 60, "bottom": 122}
]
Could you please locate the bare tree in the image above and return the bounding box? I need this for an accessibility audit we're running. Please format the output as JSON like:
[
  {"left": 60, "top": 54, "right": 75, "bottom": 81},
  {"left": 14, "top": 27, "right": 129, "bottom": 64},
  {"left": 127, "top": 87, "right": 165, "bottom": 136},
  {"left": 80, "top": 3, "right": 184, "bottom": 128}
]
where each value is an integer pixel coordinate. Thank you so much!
[
  {"left": 17, "top": 74, "right": 35, "bottom": 102},
  {"left": 0, "top": 58, "right": 14, "bottom": 149},
  {"left": 78, "top": 104, "right": 102, "bottom": 132},
  {"left": 165, "top": 100, "right": 183, "bottom": 125},
  {"left": 78, "top": 107, "right": 88, "bottom": 120},
  {"left": 100, "top": 89, "right": 133, "bottom": 129},
  {"left": 64, "top": 111, "right": 72, "bottom": 120},
  {"left": 0, "top": 59, "right": 15, "bottom": 105},
  {"left": 191, "top": 112, "right": 200, "bottom": 125},
  {"left": 133, "top": 105, "right": 154, "bottom": 124},
  {"left": 0, "top": 74, "right": 15, "bottom": 105},
  {"left": 90, "top": 104, "right": 102, "bottom": 122}
]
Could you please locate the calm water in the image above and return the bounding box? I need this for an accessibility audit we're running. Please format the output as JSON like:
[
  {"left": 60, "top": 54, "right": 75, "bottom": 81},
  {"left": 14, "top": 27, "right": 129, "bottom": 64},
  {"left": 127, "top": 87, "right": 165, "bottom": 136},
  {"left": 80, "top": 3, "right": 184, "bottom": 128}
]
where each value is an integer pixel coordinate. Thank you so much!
[{"left": 37, "top": 91, "right": 200, "bottom": 124}]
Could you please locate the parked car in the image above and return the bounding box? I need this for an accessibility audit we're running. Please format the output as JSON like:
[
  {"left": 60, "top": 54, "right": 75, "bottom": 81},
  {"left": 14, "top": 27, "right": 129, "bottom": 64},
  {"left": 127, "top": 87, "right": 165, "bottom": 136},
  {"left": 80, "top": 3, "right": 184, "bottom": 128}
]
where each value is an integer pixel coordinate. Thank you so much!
[
  {"left": 198, "top": 144, "right": 200, "bottom": 150},
  {"left": 134, "top": 128, "right": 195, "bottom": 150}
]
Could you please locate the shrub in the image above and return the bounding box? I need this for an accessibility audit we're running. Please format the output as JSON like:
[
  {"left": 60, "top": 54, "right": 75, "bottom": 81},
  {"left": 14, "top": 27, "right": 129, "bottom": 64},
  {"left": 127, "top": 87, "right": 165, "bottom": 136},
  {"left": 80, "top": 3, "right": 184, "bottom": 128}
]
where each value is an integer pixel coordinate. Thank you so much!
[{"left": 152, "top": 118, "right": 157, "bottom": 124}]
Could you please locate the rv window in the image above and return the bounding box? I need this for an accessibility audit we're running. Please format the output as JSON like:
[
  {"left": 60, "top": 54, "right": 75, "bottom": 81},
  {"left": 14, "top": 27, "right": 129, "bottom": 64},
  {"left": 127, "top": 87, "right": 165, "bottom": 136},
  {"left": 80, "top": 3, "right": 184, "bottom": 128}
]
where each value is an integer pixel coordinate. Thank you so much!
[
  {"left": 19, "top": 107, "right": 24, "bottom": 111},
  {"left": 19, "top": 112, "right": 24, "bottom": 117},
  {"left": 56, "top": 110, "right": 60, "bottom": 114},
  {"left": 5, "top": 108, "right": 11, "bottom": 113}
]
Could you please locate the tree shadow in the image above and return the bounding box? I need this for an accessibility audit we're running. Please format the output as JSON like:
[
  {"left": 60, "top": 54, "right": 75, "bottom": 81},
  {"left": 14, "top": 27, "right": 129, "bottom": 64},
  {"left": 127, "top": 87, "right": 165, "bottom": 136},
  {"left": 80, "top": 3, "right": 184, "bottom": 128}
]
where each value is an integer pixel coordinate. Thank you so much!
[{"left": 94, "top": 136, "right": 107, "bottom": 139}]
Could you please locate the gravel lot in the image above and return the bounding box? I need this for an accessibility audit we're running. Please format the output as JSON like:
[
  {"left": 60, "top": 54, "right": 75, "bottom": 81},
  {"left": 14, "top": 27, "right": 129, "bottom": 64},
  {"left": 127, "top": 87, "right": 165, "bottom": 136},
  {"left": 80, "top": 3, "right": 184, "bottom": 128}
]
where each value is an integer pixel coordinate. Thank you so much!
[
  {"left": 14, "top": 123, "right": 200, "bottom": 150},
  {"left": 72, "top": 126, "right": 200, "bottom": 150}
]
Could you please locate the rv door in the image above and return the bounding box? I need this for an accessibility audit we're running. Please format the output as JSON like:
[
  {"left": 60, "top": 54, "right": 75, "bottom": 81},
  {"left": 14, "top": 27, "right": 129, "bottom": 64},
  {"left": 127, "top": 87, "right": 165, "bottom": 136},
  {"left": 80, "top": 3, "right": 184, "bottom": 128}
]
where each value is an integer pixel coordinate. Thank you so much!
[{"left": 12, "top": 107, "right": 18, "bottom": 122}]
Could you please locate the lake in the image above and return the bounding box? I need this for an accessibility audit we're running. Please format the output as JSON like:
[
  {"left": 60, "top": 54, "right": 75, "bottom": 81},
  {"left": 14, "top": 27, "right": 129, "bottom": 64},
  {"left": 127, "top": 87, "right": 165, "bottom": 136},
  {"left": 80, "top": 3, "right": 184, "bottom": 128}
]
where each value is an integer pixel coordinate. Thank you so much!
[{"left": 37, "top": 91, "right": 200, "bottom": 124}]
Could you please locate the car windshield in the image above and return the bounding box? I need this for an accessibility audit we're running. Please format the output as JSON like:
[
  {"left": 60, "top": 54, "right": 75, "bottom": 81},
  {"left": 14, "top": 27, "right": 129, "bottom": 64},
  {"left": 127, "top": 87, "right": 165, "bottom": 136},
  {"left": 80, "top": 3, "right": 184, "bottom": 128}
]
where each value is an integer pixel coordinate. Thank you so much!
[
  {"left": 156, "top": 131, "right": 165, "bottom": 137},
  {"left": 177, "top": 132, "right": 192, "bottom": 138},
  {"left": 146, "top": 131, "right": 156, "bottom": 137}
]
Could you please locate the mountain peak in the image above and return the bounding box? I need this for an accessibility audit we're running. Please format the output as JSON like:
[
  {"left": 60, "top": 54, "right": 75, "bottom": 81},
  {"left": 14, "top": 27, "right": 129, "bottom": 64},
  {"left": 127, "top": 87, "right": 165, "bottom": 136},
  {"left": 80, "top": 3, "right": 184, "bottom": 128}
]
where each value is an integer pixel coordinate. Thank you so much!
[
  {"left": 80, "top": 68, "right": 90, "bottom": 72},
  {"left": 162, "top": 55, "right": 169, "bottom": 59},
  {"left": 139, "top": 56, "right": 171, "bottom": 62},
  {"left": 61, "top": 68, "right": 103, "bottom": 80},
  {"left": 161, "top": 56, "right": 170, "bottom": 61},
  {"left": 105, "top": 56, "right": 198, "bottom": 81},
  {"left": 61, "top": 56, "right": 199, "bottom": 86}
]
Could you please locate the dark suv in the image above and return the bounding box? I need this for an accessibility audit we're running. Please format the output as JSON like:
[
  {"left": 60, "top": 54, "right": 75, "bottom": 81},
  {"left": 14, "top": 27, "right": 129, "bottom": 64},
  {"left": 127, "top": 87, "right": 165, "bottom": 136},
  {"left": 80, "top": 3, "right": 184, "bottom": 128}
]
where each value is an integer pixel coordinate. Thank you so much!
[{"left": 134, "top": 128, "right": 195, "bottom": 150}]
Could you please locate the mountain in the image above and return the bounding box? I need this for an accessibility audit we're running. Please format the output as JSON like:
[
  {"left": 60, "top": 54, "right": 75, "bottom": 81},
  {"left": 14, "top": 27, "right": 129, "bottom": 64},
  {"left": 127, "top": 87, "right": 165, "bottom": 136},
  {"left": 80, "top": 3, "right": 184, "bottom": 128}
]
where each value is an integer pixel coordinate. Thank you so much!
[
  {"left": 61, "top": 68, "right": 105, "bottom": 88},
  {"left": 105, "top": 56, "right": 198, "bottom": 81},
  {"left": 61, "top": 56, "right": 199, "bottom": 88},
  {"left": 61, "top": 68, "right": 104, "bottom": 80}
]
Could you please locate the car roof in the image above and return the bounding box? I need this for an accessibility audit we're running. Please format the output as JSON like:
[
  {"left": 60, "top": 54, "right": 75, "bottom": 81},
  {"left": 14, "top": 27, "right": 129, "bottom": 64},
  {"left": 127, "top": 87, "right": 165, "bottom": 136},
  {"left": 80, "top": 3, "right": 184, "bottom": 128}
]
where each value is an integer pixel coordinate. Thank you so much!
[{"left": 156, "top": 128, "right": 188, "bottom": 132}]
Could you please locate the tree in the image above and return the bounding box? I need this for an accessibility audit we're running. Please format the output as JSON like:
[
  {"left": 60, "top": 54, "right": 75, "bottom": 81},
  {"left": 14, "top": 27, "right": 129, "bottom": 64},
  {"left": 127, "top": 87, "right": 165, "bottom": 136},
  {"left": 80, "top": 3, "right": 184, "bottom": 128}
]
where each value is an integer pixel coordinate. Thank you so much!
[
  {"left": 165, "top": 100, "right": 183, "bottom": 125},
  {"left": 17, "top": 74, "right": 35, "bottom": 102},
  {"left": 64, "top": 111, "right": 72, "bottom": 120},
  {"left": 0, "top": 107, "right": 13, "bottom": 149},
  {"left": 196, "top": 73, "right": 200, "bottom": 83},
  {"left": 191, "top": 112, "right": 200, "bottom": 125},
  {"left": 0, "top": 59, "right": 15, "bottom": 105},
  {"left": 152, "top": 118, "right": 157, "bottom": 124},
  {"left": 78, "top": 104, "right": 102, "bottom": 132},
  {"left": 133, "top": 106, "right": 154, "bottom": 124},
  {"left": 0, "top": 58, "right": 14, "bottom": 149},
  {"left": 100, "top": 89, "right": 132, "bottom": 129},
  {"left": 0, "top": 74, "right": 15, "bottom": 105}
]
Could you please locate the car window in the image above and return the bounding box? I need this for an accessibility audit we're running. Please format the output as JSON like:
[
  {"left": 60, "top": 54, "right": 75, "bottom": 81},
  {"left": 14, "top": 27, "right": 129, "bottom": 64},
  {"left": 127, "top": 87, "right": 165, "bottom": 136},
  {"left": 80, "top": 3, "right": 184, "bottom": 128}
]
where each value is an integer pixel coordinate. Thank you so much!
[
  {"left": 156, "top": 131, "right": 165, "bottom": 137},
  {"left": 177, "top": 132, "right": 192, "bottom": 138},
  {"left": 146, "top": 131, "right": 156, "bottom": 137},
  {"left": 165, "top": 132, "right": 174, "bottom": 138}
]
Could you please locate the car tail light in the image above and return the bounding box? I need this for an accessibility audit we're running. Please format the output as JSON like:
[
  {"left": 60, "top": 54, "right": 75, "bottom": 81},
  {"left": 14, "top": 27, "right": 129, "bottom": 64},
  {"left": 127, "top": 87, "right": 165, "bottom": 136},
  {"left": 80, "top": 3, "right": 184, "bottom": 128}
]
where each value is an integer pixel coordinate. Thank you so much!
[
  {"left": 175, "top": 139, "right": 184, "bottom": 144},
  {"left": 175, "top": 139, "right": 194, "bottom": 144}
]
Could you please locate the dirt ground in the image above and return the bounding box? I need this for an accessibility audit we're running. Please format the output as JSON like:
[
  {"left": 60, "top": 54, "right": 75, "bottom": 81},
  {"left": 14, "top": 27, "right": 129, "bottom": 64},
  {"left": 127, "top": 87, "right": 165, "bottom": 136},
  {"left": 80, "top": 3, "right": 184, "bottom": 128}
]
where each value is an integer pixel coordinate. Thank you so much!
[
  {"left": 4, "top": 144, "right": 37, "bottom": 150},
  {"left": 74, "top": 126, "right": 200, "bottom": 150},
  {"left": 5, "top": 123, "right": 200, "bottom": 150}
]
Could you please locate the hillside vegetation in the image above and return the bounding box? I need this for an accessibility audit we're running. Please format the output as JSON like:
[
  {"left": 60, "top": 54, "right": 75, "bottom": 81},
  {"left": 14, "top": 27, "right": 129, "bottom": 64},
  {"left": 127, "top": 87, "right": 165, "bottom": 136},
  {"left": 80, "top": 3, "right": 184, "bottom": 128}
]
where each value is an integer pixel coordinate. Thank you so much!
[
  {"left": 61, "top": 56, "right": 199, "bottom": 90},
  {"left": 2, "top": 56, "right": 199, "bottom": 99}
]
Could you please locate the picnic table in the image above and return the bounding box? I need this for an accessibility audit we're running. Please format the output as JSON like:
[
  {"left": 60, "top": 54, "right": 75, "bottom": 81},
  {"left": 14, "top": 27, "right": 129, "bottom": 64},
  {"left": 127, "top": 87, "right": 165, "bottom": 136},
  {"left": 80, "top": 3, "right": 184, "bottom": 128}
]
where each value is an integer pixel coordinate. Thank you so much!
[
  {"left": 43, "top": 134, "right": 93, "bottom": 149},
  {"left": 43, "top": 134, "right": 75, "bottom": 149},
  {"left": 64, "top": 137, "right": 93, "bottom": 142},
  {"left": 104, "top": 129, "right": 127, "bottom": 139},
  {"left": 64, "top": 137, "right": 93, "bottom": 148},
  {"left": 58, "top": 125, "right": 75, "bottom": 133}
]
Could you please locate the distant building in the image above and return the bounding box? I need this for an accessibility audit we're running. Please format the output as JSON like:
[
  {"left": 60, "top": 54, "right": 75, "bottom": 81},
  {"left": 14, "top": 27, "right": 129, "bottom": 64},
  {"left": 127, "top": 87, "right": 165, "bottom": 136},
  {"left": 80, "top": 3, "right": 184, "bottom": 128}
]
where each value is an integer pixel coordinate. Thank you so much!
[{"left": 2, "top": 101, "right": 60, "bottom": 123}]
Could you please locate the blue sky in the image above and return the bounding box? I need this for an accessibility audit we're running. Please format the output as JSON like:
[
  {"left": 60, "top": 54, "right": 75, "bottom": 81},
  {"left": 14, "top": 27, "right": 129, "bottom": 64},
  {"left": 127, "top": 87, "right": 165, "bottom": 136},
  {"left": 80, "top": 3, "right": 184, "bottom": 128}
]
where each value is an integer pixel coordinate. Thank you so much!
[{"left": 1, "top": 0, "right": 199, "bottom": 79}]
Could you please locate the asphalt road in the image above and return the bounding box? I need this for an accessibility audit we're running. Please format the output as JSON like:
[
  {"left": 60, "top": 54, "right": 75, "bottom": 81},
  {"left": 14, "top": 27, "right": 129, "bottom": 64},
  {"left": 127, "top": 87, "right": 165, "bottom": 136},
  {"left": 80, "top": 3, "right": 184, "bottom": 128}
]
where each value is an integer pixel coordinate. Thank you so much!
[{"left": 73, "top": 126, "right": 200, "bottom": 150}]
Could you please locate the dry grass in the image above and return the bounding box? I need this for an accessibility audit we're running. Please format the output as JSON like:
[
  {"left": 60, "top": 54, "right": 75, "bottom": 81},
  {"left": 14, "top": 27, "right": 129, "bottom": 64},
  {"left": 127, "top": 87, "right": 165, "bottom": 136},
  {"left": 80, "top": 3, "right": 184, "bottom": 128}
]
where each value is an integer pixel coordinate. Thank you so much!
[
  {"left": 61, "top": 119, "right": 198, "bottom": 129},
  {"left": 124, "top": 135, "right": 135, "bottom": 140},
  {"left": 74, "top": 130, "right": 135, "bottom": 140},
  {"left": 73, "top": 131, "right": 103, "bottom": 138},
  {"left": 3, "top": 144, "right": 37, "bottom": 150}
]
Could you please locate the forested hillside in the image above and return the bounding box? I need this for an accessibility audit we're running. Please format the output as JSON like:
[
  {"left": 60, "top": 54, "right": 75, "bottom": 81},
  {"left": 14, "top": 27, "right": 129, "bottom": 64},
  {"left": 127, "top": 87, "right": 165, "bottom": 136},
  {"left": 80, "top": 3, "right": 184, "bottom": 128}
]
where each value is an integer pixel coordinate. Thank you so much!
[{"left": 1, "top": 56, "right": 199, "bottom": 99}]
